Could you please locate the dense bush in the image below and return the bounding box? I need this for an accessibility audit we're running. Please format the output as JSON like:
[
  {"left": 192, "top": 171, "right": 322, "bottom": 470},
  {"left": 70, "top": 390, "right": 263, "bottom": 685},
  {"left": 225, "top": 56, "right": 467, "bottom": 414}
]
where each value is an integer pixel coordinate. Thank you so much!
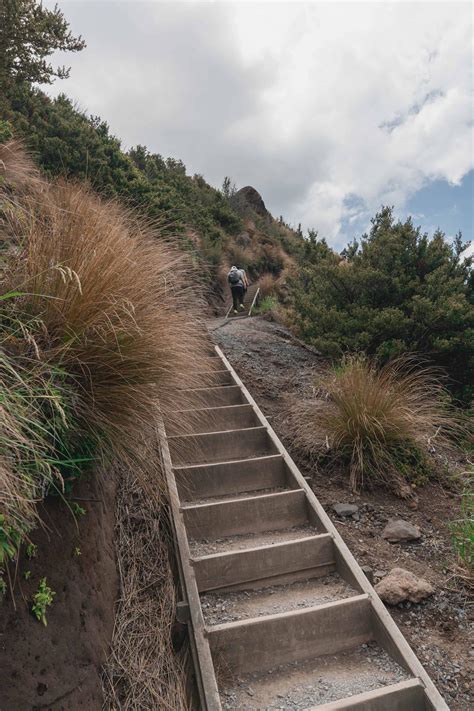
[
  {"left": 287, "top": 355, "right": 464, "bottom": 494},
  {"left": 0, "top": 142, "right": 208, "bottom": 565},
  {"left": 291, "top": 208, "right": 473, "bottom": 402}
]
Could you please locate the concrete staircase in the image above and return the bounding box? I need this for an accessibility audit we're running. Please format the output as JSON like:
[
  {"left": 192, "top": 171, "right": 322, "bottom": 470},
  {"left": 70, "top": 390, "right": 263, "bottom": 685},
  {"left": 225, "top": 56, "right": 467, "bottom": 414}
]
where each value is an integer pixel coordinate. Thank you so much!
[
  {"left": 160, "top": 346, "right": 448, "bottom": 710},
  {"left": 226, "top": 283, "right": 260, "bottom": 318}
]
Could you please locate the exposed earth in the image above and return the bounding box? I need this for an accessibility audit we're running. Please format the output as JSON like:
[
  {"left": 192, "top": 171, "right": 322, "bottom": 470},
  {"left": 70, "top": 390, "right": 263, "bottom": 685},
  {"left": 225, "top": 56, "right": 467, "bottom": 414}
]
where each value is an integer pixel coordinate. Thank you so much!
[
  {"left": 0, "top": 472, "right": 117, "bottom": 710},
  {"left": 210, "top": 314, "right": 473, "bottom": 711}
]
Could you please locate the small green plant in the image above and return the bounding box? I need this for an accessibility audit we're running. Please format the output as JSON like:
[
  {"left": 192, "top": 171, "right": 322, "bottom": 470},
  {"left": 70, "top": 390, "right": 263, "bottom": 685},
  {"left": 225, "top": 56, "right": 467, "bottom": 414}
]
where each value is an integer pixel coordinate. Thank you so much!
[
  {"left": 23, "top": 569, "right": 31, "bottom": 580},
  {"left": 0, "top": 515, "right": 22, "bottom": 564},
  {"left": 26, "top": 543, "right": 37, "bottom": 559},
  {"left": 70, "top": 502, "right": 86, "bottom": 517},
  {"left": 0, "top": 577, "right": 7, "bottom": 596},
  {"left": 256, "top": 296, "right": 278, "bottom": 315},
  {"left": 31, "top": 577, "right": 55, "bottom": 626},
  {"left": 73, "top": 546, "right": 81, "bottom": 557}
]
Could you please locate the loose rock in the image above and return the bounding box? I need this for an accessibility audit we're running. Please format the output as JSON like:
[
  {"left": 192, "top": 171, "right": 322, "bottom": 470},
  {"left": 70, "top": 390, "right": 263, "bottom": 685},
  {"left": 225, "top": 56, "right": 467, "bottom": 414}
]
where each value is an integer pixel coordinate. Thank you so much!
[
  {"left": 375, "top": 568, "right": 434, "bottom": 605},
  {"left": 333, "top": 503, "right": 359, "bottom": 517},
  {"left": 382, "top": 519, "right": 421, "bottom": 543}
]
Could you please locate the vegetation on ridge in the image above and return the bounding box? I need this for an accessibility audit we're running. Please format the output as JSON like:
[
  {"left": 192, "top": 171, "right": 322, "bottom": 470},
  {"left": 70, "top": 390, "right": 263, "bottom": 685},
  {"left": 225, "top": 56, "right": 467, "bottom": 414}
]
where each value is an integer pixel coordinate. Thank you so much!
[{"left": 1, "top": 140, "right": 208, "bottom": 577}]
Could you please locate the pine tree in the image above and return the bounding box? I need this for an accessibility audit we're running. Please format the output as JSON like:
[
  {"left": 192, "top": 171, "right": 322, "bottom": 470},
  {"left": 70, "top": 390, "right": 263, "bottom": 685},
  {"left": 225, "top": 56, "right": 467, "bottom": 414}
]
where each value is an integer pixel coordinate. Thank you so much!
[{"left": 0, "top": 0, "right": 85, "bottom": 91}]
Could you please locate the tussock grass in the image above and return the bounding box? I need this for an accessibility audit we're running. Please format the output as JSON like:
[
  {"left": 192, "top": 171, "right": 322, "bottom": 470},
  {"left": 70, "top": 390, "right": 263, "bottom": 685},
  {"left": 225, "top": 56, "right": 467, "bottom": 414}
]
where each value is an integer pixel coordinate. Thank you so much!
[
  {"left": 449, "top": 468, "right": 473, "bottom": 589},
  {"left": 258, "top": 273, "right": 276, "bottom": 298},
  {"left": 1, "top": 140, "right": 209, "bottom": 554},
  {"left": 288, "top": 354, "right": 464, "bottom": 494}
]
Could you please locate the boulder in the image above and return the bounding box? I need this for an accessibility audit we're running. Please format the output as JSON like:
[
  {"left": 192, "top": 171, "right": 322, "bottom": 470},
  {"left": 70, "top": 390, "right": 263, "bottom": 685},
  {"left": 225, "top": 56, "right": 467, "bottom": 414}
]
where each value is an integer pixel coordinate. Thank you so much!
[
  {"left": 375, "top": 567, "right": 434, "bottom": 605},
  {"left": 333, "top": 503, "right": 359, "bottom": 518},
  {"left": 382, "top": 519, "right": 421, "bottom": 543}
]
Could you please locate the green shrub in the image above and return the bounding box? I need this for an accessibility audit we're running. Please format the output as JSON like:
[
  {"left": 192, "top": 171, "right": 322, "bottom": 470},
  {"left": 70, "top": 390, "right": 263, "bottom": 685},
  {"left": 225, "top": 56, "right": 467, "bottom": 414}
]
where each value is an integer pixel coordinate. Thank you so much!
[{"left": 290, "top": 208, "right": 473, "bottom": 403}]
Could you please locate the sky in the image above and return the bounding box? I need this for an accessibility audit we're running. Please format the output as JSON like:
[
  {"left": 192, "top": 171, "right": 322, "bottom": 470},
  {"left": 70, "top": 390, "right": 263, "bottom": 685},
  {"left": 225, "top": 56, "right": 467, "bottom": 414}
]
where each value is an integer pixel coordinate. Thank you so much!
[{"left": 46, "top": 0, "right": 473, "bottom": 250}]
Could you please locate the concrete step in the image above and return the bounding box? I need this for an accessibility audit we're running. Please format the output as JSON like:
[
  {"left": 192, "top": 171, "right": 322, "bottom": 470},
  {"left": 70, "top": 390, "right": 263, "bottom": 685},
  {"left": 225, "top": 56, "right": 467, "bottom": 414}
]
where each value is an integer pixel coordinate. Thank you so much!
[
  {"left": 172, "top": 384, "right": 246, "bottom": 409},
  {"left": 168, "top": 426, "right": 278, "bottom": 466},
  {"left": 193, "top": 533, "right": 335, "bottom": 592},
  {"left": 208, "top": 594, "right": 372, "bottom": 675},
  {"left": 166, "top": 404, "right": 260, "bottom": 437},
  {"left": 306, "top": 678, "right": 426, "bottom": 710},
  {"left": 173, "top": 454, "right": 293, "bottom": 503},
  {"left": 182, "top": 489, "right": 312, "bottom": 541}
]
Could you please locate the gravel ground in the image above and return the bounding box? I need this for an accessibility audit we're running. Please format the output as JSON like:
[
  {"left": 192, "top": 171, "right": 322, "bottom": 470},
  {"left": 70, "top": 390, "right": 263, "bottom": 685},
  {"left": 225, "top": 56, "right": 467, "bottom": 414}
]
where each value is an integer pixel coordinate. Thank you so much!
[
  {"left": 189, "top": 524, "right": 319, "bottom": 557},
  {"left": 219, "top": 642, "right": 410, "bottom": 710},
  {"left": 202, "top": 573, "right": 356, "bottom": 625}
]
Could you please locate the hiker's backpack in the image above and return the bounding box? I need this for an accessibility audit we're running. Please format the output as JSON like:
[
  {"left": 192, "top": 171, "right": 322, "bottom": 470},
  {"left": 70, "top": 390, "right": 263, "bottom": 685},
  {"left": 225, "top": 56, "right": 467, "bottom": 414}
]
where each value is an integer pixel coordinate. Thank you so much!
[{"left": 228, "top": 270, "right": 241, "bottom": 285}]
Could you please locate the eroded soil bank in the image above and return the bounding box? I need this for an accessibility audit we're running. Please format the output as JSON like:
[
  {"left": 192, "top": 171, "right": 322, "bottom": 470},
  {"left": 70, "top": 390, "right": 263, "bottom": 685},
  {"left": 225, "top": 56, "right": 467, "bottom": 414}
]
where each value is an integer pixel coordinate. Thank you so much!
[
  {"left": 210, "top": 315, "right": 473, "bottom": 711},
  {"left": 0, "top": 473, "right": 117, "bottom": 710}
]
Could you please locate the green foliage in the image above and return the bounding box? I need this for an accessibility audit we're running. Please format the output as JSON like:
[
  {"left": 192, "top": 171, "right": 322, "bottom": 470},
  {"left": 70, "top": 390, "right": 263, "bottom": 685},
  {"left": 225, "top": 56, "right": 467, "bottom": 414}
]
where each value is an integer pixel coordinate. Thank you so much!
[
  {"left": 70, "top": 502, "right": 86, "bottom": 517},
  {"left": 0, "top": 119, "right": 13, "bottom": 143},
  {"left": 0, "top": 0, "right": 85, "bottom": 89},
  {"left": 256, "top": 295, "right": 278, "bottom": 314},
  {"left": 0, "top": 513, "right": 23, "bottom": 564},
  {"left": 291, "top": 207, "right": 473, "bottom": 402},
  {"left": 0, "top": 577, "right": 7, "bottom": 596},
  {"left": 26, "top": 543, "right": 37, "bottom": 559},
  {"left": 31, "top": 577, "right": 55, "bottom": 625}
]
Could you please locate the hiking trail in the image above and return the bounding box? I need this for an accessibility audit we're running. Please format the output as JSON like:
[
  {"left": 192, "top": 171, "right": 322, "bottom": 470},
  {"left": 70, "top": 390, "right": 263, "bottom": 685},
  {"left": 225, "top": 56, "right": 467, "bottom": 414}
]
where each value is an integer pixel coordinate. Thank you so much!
[{"left": 159, "top": 316, "right": 449, "bottom": 710}]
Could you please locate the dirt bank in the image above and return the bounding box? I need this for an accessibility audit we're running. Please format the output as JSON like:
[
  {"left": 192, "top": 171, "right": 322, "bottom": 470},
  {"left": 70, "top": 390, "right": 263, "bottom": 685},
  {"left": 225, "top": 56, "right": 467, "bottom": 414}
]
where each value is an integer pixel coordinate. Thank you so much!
[
  {"left": 0, "top": 472, "right": 117, "bottom": 710},
  {"left": 211, "top": 315, "right": 473, "bottom": 711}
]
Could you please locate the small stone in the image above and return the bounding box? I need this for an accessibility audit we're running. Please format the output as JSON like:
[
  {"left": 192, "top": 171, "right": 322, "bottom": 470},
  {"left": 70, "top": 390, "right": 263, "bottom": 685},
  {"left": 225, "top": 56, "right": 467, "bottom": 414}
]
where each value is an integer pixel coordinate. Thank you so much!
[
  {"left": 382, "top": 519, "right": 421, "bottom": 543},
  {"left": 375, "top": 567, "right": 434, "bottom": 605},
  {"left": 333, "top": 503, "right": 359, "bottom": 517}
]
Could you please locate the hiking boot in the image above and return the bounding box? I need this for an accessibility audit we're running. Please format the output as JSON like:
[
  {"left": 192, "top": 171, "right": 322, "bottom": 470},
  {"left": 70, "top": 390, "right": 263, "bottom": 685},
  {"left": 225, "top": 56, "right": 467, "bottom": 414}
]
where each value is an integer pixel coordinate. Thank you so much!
[
  {"left": 239, "top": 303, "right": 245, "bottom": 310},
  {"left": 233, "top": 309, "right": 238, "bottom": 314}
]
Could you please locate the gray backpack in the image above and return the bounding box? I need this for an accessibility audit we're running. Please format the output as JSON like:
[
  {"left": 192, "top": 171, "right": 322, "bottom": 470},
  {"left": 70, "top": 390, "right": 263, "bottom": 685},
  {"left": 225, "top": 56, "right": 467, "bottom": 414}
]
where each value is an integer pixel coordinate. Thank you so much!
[{"left": 228, "top": 270, "right": 241, "bottom": 285}]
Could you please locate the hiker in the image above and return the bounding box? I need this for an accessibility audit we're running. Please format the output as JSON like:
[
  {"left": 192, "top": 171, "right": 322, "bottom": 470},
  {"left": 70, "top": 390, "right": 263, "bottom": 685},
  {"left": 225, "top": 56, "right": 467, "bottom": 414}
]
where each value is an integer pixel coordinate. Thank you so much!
[{"left": 228, "top": 265, "right": 249, "bottom": 314}]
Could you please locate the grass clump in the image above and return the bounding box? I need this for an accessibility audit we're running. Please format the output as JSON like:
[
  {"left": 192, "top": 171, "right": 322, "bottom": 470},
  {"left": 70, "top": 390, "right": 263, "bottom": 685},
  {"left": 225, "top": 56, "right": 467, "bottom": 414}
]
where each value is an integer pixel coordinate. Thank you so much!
[
  {"left": 1, "top": 140, "right": 208, "bottom": 561},
  {"left": 255, "top": 295, "right": 278, "bottom": 315},
  {"left": 288, "top": 354, "right": 464, "bottom": 494},
  {"left": 449, "top": 469, "right": 473, "bottom": 588}
]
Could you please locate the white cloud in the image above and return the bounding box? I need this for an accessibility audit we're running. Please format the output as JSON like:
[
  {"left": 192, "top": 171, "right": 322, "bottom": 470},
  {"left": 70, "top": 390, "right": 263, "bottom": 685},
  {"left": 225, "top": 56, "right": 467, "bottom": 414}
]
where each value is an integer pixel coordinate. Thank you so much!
[{"left": 46, "top": 1, "right": 473, "bottom": 247}]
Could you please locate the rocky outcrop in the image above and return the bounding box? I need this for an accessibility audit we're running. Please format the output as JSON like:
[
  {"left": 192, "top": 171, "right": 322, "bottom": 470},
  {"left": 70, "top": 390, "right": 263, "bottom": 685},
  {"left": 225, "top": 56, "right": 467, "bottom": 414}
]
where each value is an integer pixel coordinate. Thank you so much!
[{"left": 230, "top": 186, "right": 270, "bottom": 219}]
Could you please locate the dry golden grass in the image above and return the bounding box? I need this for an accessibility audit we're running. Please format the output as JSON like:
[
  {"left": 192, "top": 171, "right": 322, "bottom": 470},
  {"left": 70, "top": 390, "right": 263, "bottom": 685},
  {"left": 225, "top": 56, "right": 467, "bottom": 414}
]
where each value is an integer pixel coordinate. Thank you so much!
[
  {"left": 258, "top": 273, "right": 277, "bottom": 298},
  {"left": 288, "top": 354, "right": 464, "bottom": 493},
  {"left": 1, "top": 140, "right": 209, "bottom": 541}
]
